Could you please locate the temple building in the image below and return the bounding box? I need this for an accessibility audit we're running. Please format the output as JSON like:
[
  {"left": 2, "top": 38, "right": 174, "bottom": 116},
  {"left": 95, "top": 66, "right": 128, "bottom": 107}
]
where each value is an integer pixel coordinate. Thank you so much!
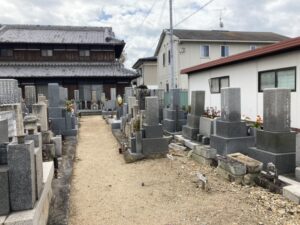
[{"left": 0, "top": 24, "right": 137, "bottom": 100}]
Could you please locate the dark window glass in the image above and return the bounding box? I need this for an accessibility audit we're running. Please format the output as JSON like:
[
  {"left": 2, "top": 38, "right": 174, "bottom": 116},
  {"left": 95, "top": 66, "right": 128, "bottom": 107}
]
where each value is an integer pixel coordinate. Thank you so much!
[
  {"left": 221, "top": 45, "right": 229, "bottom": 57},
  {"left": 210, "top": 76, "right": 230, "bottom": 93},
  {"left": 0, "top": 49, "right": 13, "bottom": 57},
  {"left": 200, "top": 45, "right": 209, "bottom": 57}
]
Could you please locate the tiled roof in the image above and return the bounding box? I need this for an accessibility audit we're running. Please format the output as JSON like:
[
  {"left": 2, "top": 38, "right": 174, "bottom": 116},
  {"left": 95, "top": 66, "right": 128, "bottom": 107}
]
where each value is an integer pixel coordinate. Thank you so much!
[
  {"left": 181, "top": 36, "right": 300, "bottom": 74},
  {"left": 154, "top": 29, "right": 289, "bottom": 56},
  {"left": 0, "top": 62, "right": 137, "bottom": 78},
  {"left": 0, "top": 24, "right": 124, "bottom": 45},
  {"left": 172, "top": 29, "right": 289, "bottom": 42}
]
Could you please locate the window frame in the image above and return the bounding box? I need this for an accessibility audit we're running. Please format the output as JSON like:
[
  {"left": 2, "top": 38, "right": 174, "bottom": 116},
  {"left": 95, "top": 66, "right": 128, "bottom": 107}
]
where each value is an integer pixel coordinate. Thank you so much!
[
  {"left": 163, "top": 53, "right": 166, "bottom": 67},
  {"left": 0, "top": 49, "right": 13, "bottom": 57},
  {"left": 220, "top": 45, "right": 229, "bottom": 57},
  {"left": 209, "top": 76, "right": 230, "bottom": 94},
  {"left": 41, "top": 49, "right": 53, "bottom": 57},
  {"left": 168, "top": 50, "right": 171, "bottom": 65},
  {"left": 258, "top": 67, "right": 297, "bottom": 92},
  {"left": 200, "top": 45, "right": 210, "bottom": 58},
  {"left": 250, "top": 45, "right": 257, "bottom": 50},
  {"left": 79, "top": 49, "right": 90, "bottom": 57}
]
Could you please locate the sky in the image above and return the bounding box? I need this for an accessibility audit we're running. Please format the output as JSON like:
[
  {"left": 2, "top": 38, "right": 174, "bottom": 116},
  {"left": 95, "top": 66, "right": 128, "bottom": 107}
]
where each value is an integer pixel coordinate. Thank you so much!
[{"left": 0, "top": 0, "right": 299, "bottom": 68}]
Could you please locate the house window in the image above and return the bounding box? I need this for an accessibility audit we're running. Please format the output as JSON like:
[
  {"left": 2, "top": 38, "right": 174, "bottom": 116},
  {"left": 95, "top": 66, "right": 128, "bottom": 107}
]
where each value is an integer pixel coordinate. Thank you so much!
[
  {"left": 79, "top": 50, "right": 90, "bottom": 57},
  {"left": 200, "top": 45, "right": 209, "bottom": 58},
  {"left": 168, "top": 50, "right": 171, "bottom": 64},
  {"left": 163, "top": 53, "right": 166, "bottom": 67},
  {"left": 0, "top": 49, "right": 13, "bottom": 57},
  {"left": 250, "top": 45, "right": 256, "bottom": 50},
  {"left": 41, "top": 49, "right": 53, "bottom": 57},
  {"left": 209, "top": 76, "right": 230, "bottom": 93},
  {"left": 259, "top": 67, "right": 296, "bottom": 92},
  {"left": 221, "top": 45, "right": 229, "bottom": 57}
]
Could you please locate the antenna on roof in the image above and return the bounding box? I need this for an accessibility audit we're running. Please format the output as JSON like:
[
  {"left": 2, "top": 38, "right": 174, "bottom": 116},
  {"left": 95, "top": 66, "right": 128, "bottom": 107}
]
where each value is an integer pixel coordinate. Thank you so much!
[{"left": 212, "top": 8, "right": 225, "bottom": 29}]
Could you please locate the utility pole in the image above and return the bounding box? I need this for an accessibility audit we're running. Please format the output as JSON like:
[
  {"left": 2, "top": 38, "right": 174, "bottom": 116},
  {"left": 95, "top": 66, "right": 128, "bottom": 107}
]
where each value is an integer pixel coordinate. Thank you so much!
[{"left": 169, "top": 0, "right": 175, "bottom": 89}]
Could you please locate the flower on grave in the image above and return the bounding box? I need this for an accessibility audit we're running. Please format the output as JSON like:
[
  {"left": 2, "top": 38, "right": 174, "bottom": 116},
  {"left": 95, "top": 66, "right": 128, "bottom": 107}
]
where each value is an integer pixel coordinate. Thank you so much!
[{"left": 65, "top": 100, "right": 74, "bottom": 113}]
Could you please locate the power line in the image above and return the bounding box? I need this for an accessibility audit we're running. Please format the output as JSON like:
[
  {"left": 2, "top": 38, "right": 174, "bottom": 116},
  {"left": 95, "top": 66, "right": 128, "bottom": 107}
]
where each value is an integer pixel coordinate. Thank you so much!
[
  {"left": 174, "top": 0, "right": 216, "bottom": 27},
  {"left": 124, "top": 0, "right": 159, "bottom": 51}
]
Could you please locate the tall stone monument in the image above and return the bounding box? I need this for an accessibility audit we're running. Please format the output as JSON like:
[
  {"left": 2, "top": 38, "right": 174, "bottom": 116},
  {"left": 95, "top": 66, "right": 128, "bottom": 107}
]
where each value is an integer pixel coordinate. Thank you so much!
[
  {"left": 0, "top": 79, "right": 20, "bottom": 104},
  {"left": 210, "top": 88, "right": 255, "bottom": 155},
  {"left": 24, "top": 85, "right": 37, "bottom": 112},
  {"left": 141, "top": 96, "right": 168, "bottom": 156},
  {"left": 182, "top": 91, "right": 205, "bottom": 140},
  {"left": 162, "top": 89, "right": 187, "bottom": 133},
  {"left": 7, "top": 139, "right": 36, "bottom": 211},
  {"left": 247, "top": 88, "right": 296, "bottom": 174}
]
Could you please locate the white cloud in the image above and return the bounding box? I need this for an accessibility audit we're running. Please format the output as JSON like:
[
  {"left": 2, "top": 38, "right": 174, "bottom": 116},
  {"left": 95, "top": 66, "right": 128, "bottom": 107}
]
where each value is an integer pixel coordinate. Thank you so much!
[{"left": 0, "top": 0, "right": 299, "bottom": 68}]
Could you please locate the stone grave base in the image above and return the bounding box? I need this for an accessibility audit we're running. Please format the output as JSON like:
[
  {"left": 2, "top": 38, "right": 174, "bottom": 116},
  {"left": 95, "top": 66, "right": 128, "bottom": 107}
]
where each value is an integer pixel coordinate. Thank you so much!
[
  {"left": 191, "top": 153, "right": 213, "bottom": 166},
  {"left": 182, "top": 125, "right": 199, "bottom": 140},
  {"left": 256, "top": 130, "right": 296, "bottom": 153},
  {"left": 143, "top": 124, "right": 163, "bottom": 138},
  {"left": 0, "top": 162, "right": 54, "bottom": 225},
  {"left": 216, "top": 121, "right": 248, "bottom": 138},
  {"left": 111, "top": 120, "right": 121, "bottom": 130},
  {"left": 296, "top": 167, "right": 300, "bottom": 181},
  {"left": 196, "top": 134, "right": 210, "bottom": 145},
  {"left": 194, "top": 146, "right": 217, "bottom": 159},
  {"left": 162, "top": 119, "right": 186, "bottom": 133},
  {"left": 246, "top": 147, "right": 295, "bottom": 174},
  {"left": 62, "top": 129, "right": 78, "bottom": 137},
  {"left": 210, "top": 135, "right": 255, "bottom": 155},
  {"left": 283, "top": 185, "right": 300, "bottom": 204},
  {"left": 174, "top": 135, "right": 201, "bottom": 151},
  {"left": 216, "top": 166, "right": 244, "bottom": 184},
  {"left": 142, "top": 137, "right": 169, "bottom": 156},
  {"left": 123, "top": 148, "right": 145, "bottom": 163}
]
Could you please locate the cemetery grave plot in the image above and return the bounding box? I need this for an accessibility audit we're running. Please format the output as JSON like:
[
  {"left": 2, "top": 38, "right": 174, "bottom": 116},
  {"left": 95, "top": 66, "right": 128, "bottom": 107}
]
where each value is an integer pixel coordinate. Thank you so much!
[{"left": 68, "top": 116, "right": 300, "bottom": 225}]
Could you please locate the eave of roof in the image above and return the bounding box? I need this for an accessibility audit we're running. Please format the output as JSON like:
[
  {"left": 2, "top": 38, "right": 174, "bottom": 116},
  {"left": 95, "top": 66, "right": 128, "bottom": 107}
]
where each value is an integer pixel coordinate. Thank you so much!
[
  {"left": 0, "top": 61, "right": 138, "bottom": 78},
  {"left": 181, "top": 36, "right": 300, "bottom": 74},
  {"left": 132, "top": 56, "right": 157, "bottom": 69}
]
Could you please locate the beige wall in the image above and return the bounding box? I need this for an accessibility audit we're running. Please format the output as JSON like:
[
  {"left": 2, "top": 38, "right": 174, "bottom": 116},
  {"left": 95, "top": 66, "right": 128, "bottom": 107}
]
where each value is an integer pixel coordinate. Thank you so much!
[
  {"left": 156, "top": 33, "right": 270, "bottom": 90},
  {"left": 136, "top": 61, "right": 158, "bottom": 86}
]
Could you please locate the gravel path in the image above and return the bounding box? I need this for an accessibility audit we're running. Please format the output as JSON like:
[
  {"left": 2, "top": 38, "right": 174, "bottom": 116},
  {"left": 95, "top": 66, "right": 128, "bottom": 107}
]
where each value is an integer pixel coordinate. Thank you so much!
[{"left": 69, "top": 116, "right": 300, "bottom": 225}]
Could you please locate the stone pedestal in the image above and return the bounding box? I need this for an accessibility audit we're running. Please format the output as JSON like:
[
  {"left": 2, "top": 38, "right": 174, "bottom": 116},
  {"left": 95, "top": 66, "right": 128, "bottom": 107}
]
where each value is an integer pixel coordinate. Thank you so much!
[
  {"left": 182, "top": 91, "right": 205, "bottom": 140},
  {"left": 210, "top": 88, "right": 254, "bottom": 155},
  {"left": 7, "top": 140, "right": 36, "bottom": 211},
  {"left": 25, "top": 86, "right": 37, "bottom": 113},
  {"left": 51, "top": 135, "right": 62, "bottom": 157},
  {"left": 0, "top": 165, "right": 10, "bottom": 216},
  {"left": 162, "top": 89, "right": 186, "bottom": 133},
  {"left": 246, "top": 89, "right": 295, "bottom": 174},
  {"left": 32, "top": 103, "right": 48, "bottom": 131}
]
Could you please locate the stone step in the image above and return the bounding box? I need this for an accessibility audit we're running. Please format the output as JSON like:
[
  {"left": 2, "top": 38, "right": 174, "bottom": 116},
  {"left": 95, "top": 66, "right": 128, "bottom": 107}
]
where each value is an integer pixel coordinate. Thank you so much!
[{"left": 283, "top": 185, "right": 300, "bottom": 204}]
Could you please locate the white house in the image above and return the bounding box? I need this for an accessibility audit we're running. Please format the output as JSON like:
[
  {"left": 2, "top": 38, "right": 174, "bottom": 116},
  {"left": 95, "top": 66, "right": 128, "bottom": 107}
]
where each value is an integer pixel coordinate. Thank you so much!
[
  {"left": 181, "top": 37, "right": 300, "bottom": 129},
  {"left": 154, "top": 29, "right": 289, "bottom": 90},
  {"left": 132, "top": 56, "right": 157, "bottom": 87}
]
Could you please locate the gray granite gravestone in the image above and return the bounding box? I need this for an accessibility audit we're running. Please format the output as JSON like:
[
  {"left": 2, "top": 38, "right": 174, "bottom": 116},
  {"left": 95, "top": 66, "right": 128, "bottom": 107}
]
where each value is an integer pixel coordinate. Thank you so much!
[
  {"left": 48, "top": 83, "right": 72, "bottom": 136},
  {"left": 182, "top": 91, "right": 205, "bottom": 140},
  {"left": 25, "top": 132, "right": 43, "bottom": 200},
  {"left": 0, "top": 165, "right": 10, "bottom": 216},
  {"left": 32, "top": 102, "right": 48, "bottom": 131},
  {"left": 210, "top": 87, "right": 255, "bottom": 155},
  {"left": 0, "top": 104, "right": 24, "bottom": 136},
  {"left": 162, "top": 89, "right": 187, "bottom": 133},
  {"left": 128, "top": 97, "right": 137, "bottom": 117},
  {"left": 24, "top": 86, "right": 37, "bottom": 113},
  {"left": 124, "top": 87, "right": 134, "bottom": 104},
  {"left": 0, "top": 143, "right": 8, "bottom": 165},
  {"left": 136, "top": 89, "right": 150, "bottom": 110},
  {"left": 141, "top": 96, "right": 168, "bottom": 156},
  {"left": 0, "top": 111, "right": 17, "bottom": 138},
  {"left": 8, "top": 140, "right": 36, "bottom": 211},
  {"left": 246, "top": 88, "right": 296, "bottom": 174},
  {"left": 0, "top": 79, "right": 19, "bottom": 104},
  {"left": 0, "top": 119, "right": 8, "bottom": 143},
  {"left": 110, "top": 88, "right": 116, "bottom": 100}
]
